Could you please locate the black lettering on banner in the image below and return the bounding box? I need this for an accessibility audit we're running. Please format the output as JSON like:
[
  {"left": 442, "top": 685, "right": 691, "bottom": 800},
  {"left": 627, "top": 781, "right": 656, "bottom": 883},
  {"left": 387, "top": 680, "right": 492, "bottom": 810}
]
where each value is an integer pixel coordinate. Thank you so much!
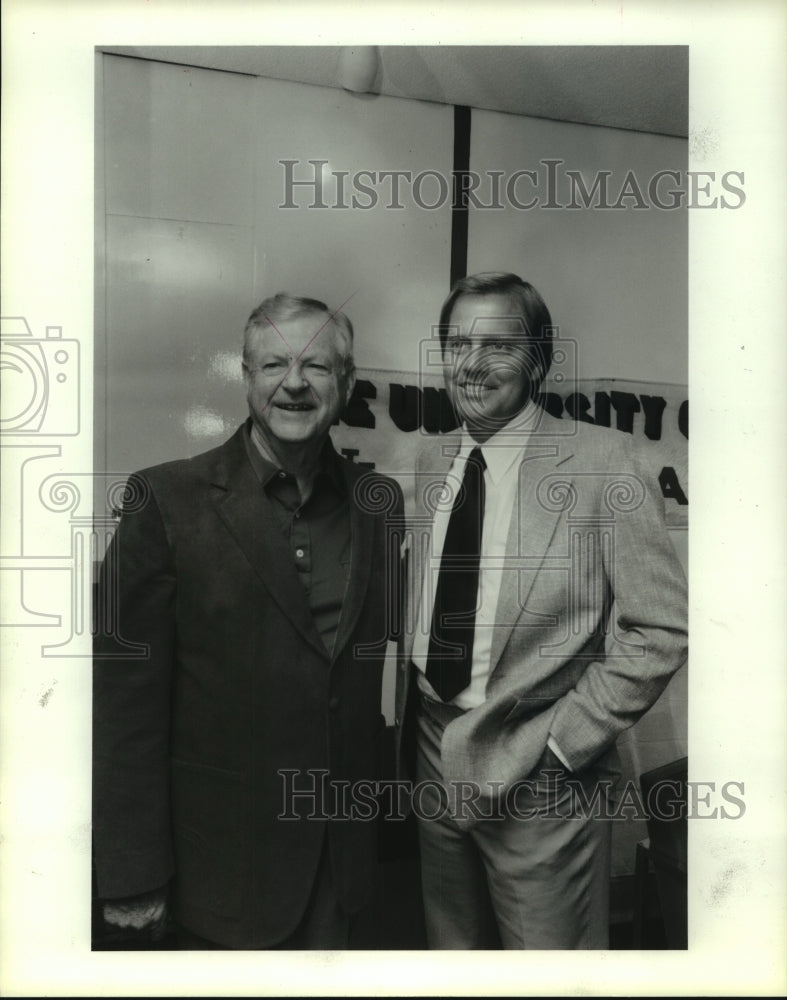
[
  {"left": 422, "top": 386, "right": 459, "bottom": 433},
  {"left": 640, "top": 395, "right": 667, "bottom": 441},
  {"left": 388, "top": 384, "right": 421, "bottom": 432},
  {"left": 341, "top": 379, "right": 376, "bottom": 428},
  {"left": 659, "top": 466, "right": 688, "bottom": 505},
  {"left": 678, "top": 400, "right": 689, "bottom": 439},
  {"left": 609, "top": 391, "right": 640, "bottom": 434},
  {"left": 537, "top": 392, "right": 564, "bottom": 419},
  {"left": 388, "top": 383, "right": 459, "bottom": 434},
  {"left": 565, "top": 392, "right": 594, "bottom": 423},
  {"left": 593, "top": 391, "right": 611, "bottom": 428}
]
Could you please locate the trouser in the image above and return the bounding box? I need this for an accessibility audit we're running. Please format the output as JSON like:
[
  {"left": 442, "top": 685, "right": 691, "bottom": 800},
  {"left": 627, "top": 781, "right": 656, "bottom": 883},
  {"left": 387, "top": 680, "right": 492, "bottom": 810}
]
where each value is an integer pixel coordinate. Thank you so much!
[{"left": 415, "top": 693, "right": 612, "bottom": 950}]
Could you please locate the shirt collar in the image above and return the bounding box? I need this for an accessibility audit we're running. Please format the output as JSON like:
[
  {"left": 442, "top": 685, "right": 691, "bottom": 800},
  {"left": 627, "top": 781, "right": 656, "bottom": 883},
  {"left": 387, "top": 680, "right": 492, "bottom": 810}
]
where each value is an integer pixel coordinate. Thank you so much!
[
  {"left": 244, "top": 420, "right": 346, "bottom": 495},
  {"left": 458, "top": 399, "right": 539, "bottom": 486}
]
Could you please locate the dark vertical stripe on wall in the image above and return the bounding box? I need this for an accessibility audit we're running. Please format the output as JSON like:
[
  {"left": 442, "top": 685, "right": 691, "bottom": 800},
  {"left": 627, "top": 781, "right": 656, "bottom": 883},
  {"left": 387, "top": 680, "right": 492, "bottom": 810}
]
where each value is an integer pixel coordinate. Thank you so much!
[{"left": 450, "top": 105, "right": 472, "bottom": 289}]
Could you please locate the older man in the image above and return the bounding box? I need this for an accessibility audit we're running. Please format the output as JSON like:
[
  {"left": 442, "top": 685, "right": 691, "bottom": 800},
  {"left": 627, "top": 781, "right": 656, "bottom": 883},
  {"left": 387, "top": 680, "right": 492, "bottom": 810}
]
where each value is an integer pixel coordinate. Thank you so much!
[
  {"left": 93, "top": 293, "right": 402, "bottom": 949},
  {"left": 396, "top": 272, "right": 687, "bottom": 949}
]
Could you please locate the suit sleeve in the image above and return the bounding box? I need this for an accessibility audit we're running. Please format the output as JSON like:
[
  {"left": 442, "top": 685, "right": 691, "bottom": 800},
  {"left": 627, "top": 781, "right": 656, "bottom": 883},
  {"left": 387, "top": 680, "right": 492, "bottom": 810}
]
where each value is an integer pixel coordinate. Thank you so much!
[
  {"left": 93, "top": 473, "right": 177, "bottom": 899},
  {"left": 547, "top": 437, "right": 688, "bottom": 773}
]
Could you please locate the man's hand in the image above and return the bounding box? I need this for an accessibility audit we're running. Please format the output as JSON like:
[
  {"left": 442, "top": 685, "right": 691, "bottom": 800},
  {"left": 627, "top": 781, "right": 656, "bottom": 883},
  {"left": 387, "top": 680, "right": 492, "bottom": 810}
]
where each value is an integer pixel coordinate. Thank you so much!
[{"left": 103, "top": 888, "right": 168, "bottom": 931}]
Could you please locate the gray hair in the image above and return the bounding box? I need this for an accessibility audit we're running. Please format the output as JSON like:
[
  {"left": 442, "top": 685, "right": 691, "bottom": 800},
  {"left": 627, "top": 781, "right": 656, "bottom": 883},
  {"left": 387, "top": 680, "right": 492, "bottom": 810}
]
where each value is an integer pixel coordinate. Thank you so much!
[{"left": 243, "top": 293, "right": 354, "bottom": 372}]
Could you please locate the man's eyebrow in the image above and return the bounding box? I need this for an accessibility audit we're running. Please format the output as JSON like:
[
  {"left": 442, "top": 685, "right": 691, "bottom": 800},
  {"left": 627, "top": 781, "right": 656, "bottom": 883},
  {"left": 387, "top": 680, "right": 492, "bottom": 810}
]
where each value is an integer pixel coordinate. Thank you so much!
[{"left": 260, "top": 291, "right": 356, "bottom": 412}]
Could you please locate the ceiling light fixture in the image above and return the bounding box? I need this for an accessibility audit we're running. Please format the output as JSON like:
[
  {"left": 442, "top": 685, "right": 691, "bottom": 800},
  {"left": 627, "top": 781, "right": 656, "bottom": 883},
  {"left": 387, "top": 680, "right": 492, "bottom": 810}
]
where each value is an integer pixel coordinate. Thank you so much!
[{"left": 337, "top": 46, "right": 380, "bottom": 94}]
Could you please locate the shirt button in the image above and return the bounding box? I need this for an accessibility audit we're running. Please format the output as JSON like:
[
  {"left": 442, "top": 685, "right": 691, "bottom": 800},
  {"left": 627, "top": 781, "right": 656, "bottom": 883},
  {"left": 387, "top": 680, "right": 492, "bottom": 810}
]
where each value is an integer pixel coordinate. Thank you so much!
[
  {"left": 295, "top": 548, "right": 305, "bottom": 558},
  {"left": 278, "top": 471, "right": 286, "bottom": 479},
  {"left": 329, "top": 696, "right": 340, "bottom": 711},
  {"left": 294, "top": 511, "right": 301, "bottom": 519}
]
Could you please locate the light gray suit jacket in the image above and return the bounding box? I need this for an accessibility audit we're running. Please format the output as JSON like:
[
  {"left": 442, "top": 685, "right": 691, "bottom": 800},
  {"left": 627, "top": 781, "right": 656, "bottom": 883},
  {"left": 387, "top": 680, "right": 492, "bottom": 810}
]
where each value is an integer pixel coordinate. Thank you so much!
[{"left": 394, "top": 410, "right": 687, "bottom": 827}]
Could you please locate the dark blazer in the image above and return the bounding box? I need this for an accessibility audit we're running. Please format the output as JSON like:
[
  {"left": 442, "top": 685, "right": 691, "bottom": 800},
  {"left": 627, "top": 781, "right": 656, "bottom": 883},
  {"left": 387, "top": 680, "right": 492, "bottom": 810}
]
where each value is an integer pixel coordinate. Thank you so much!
[{"left": 93, "top": 423, "right": 403, "bottom": 948}]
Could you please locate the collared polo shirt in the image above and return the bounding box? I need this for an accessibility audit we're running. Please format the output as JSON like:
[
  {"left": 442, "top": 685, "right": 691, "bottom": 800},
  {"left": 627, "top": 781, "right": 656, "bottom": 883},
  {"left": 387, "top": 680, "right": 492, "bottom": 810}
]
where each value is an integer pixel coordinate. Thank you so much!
[{"left": 244, "top": 423, "right": 351, "bottom": 656}]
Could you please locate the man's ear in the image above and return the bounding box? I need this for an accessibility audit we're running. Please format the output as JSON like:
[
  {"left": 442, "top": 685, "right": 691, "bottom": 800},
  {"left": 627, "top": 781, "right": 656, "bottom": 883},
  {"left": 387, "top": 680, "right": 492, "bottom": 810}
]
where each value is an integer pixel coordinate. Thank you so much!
[{"left": 344, "top": 364, "right": 357, "bottom": 402}]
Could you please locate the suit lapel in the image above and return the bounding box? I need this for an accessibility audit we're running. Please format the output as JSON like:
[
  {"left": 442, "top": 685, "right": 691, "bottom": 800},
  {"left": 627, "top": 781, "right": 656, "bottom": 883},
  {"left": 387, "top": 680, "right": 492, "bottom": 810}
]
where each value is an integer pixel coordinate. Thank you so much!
[
  {"left": 210, "top": 431, "right": 328, "bottom": 661},
  {"left": 331, "top": 462, "right": 375, "bottom": 663},
  {"left": 488, "top": 429, "right": 574, "bottom": 677},
  {"left": 402, "top": 435, "right": 460, "bottom": 663}
]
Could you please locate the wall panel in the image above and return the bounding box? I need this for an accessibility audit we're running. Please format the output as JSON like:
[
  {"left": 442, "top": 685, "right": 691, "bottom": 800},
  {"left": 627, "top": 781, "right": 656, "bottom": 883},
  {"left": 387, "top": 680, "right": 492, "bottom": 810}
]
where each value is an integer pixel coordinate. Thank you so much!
[
  {"left": 104, "top": 214, "right": 253, "bottom": 473},
  {"left": 103, "top": 55, "right": 255, "bottom": 225},
  {"left": 467, "top": 111, "right": 688, "bottom": 384},
  {"left": 250, "top": 76, "right": 454, "bottom": 371}
]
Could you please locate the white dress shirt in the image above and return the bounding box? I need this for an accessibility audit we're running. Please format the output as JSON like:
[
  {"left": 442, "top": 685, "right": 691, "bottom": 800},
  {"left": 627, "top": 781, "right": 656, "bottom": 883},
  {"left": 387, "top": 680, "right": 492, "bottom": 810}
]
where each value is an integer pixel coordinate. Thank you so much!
[{"left": 412, "top": 401, "right": 571, "bottom": 769}]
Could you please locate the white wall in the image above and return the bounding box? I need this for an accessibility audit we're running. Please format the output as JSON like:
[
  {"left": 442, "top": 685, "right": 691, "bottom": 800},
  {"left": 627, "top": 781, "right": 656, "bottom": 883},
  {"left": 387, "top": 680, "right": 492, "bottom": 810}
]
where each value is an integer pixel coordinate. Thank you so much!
[
  {"left": 98, "top": 54, "right": 687, "bottom": 471},
  {"left": 98, "top": 54, "right": 453, "bottom": 477},
  {"left": 467, "top": 110, "right": 688, "bottom": 385}
]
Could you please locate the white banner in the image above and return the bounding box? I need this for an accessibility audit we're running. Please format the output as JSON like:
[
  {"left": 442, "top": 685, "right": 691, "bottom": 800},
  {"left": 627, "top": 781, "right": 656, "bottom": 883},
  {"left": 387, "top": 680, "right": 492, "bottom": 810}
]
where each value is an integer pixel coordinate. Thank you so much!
[{"left": 332, "top": 369, "right": 688, "bottom": 528}]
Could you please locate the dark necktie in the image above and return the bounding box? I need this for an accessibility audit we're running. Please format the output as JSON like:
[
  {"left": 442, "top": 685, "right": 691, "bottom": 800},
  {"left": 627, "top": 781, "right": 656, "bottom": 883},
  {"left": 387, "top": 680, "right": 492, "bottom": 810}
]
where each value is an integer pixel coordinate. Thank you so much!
[{"left": 426, "top": 446, "right": 486, "bottom": 702}]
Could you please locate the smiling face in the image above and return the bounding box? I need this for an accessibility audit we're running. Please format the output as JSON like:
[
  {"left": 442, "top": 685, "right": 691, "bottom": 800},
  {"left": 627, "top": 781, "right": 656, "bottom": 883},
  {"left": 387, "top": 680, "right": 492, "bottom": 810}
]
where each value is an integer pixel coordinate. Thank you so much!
[
  {"left": 243, "top": 311, "right": 355, "bottom": 456},
  {"left": 443, "top": 292, "right": 542, "bottom": 442}
]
